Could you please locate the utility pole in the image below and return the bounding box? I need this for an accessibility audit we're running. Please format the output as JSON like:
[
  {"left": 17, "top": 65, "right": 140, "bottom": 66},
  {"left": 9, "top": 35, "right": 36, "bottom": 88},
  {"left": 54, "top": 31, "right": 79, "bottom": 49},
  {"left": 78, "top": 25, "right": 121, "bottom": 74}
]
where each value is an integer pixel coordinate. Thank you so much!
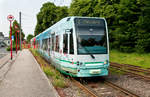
[{"left": 19, "top": 12, "right": 22, "bottom": 50}]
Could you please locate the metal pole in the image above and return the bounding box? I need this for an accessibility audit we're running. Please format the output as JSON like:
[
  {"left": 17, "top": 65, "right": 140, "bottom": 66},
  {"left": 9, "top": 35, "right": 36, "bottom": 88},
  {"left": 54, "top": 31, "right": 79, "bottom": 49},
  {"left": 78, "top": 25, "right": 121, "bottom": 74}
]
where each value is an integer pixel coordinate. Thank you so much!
[
  {"left": 18, "top": 31, "right": 19, "bottom": 50},
  {"left": 19, "top": 12, "right": 22, "bottom": 50},
  {"left": 15, "top": 31, "right": 17, "bottom": 54},
  {"left": 10, "top": 21, "right": 13, "bottom": 60}
]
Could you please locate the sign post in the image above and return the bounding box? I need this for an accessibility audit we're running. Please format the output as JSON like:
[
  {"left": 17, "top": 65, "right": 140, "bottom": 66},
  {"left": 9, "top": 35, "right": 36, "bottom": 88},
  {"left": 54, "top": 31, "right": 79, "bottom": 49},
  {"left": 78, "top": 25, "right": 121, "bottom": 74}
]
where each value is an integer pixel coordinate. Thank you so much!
[
  {"left": 15, "top": 25, "right": 18, "bottom": 54},
  {"left": 7, "top": 15, "right": 14, "bottom": 60},
  {"left": 12, "top": 35, "right": 14, "bottom": 52},
  {"left": 17, "top": 30, "right": 20, "bottom": 50}
]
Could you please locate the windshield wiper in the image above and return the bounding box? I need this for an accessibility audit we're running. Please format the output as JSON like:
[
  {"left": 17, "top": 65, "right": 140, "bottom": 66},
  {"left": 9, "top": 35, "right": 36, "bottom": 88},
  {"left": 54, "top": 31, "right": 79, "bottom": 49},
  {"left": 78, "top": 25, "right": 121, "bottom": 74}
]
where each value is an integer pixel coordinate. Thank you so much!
[
  {"left": 90, "top": 54, "right": 95, "bottom": 59},
  {"left": 82, "top": 46, "right": 95, "bottom": 59}
]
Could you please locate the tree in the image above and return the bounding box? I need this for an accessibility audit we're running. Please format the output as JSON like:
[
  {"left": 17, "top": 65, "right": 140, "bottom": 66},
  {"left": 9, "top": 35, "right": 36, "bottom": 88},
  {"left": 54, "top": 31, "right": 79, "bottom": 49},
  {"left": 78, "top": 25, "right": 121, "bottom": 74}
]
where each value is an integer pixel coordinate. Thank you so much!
[
  {"left": 69, "top": 0, "right": 97, "bottom": 17},
  {"left": 34, "top": 2, "right": 68, "bottom": 36},
  {"left": 27, "top": 34, "right": 34, "bottom": 43},
  {"left": 135, "top": 0, "right": 150, "bottom": 53},
  {"left": 55, "top": 6, "right": 68, "bottom": 22},
  {"left": 35, "top": 2, "right": 57, "bottom": 36},
  {"left": 10, "top": 20, "right": 25, "bottom": 44}
]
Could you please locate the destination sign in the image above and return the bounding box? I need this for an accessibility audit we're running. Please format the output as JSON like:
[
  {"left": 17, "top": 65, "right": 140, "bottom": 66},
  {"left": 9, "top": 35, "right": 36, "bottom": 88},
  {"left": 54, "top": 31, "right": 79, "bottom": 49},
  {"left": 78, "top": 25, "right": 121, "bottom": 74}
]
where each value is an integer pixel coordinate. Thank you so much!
[{"left": 75, "top": 18, "right": 104, "bottom": 26}]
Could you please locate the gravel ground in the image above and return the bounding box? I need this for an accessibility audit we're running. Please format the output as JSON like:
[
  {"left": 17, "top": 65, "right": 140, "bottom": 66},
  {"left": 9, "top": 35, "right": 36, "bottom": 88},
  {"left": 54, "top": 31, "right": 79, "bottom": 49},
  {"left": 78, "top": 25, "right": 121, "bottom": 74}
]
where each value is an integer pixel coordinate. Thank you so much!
[
  {"left": 53, "top": 78, "right": 89, "bottom": 97},
  {"left": 86, "top": 82, "right": 128, "bottom": 97},
  {"left": 63, "top": 81, "right": 89, "bottom": 97},
  {"left": 105, "top": 73, "right": 150, "bottom": 97}
]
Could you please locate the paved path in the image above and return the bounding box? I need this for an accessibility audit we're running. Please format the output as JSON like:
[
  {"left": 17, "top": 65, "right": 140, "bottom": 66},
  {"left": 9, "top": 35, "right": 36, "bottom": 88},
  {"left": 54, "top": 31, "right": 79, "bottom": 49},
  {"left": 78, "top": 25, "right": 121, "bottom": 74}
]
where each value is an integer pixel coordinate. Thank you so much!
[{"left": 0, "top": 49, "right": 59, "bottom": 97}]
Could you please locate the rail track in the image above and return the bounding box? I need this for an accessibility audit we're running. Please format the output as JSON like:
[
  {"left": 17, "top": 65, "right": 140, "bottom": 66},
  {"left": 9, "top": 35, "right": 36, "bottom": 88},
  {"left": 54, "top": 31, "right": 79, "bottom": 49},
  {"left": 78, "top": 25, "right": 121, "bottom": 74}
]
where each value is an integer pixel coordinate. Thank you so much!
[
  {"left": 71, "top": 77, "right": 140, "bottom": 97},
  {"left": 111, "top": 62, "right": 150, "bottom": 74},
  {"left": 110, "top": 62, "right": 150, "bottom": 81}
]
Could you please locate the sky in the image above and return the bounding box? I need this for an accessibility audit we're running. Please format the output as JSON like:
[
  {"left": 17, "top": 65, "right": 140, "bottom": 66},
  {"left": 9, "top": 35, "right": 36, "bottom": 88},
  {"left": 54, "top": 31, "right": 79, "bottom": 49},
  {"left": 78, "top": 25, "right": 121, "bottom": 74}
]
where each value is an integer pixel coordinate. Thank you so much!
[{"left": 0, "top": 0, "right": 71, "bottom": 39}]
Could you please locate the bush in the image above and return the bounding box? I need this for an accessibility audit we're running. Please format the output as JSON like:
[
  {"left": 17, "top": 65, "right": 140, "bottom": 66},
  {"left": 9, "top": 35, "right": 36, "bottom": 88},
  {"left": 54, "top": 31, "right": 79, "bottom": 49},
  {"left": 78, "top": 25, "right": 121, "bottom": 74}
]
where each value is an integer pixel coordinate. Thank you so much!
[
  {"left": 6, "top": 47, "right": 10, "bottom": 51},
  {"left": 119, "top": 46, "right": 134, "bottom": 53},
  {"left": 6, "top": 46, "right": 20, "bottom": 51}
]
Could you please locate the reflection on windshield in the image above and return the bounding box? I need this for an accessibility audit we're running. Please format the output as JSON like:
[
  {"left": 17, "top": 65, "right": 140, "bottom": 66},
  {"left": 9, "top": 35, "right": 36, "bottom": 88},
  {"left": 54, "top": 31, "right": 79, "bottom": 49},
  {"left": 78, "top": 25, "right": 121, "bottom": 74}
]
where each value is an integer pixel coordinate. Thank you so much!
[
  {"left": 75, "top": 18, "right": 107, "bottom": 54},
  {"left": 78, "top": 35, "right": 107, "bottom": 54}
]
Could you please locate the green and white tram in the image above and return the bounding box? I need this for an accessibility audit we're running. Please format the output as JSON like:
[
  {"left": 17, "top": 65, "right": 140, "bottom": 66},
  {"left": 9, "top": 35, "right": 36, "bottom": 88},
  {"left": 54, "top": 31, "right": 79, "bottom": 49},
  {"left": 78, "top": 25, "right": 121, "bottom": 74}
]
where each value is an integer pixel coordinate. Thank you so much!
[{"left": 33, "top": 16, "right": 109, "bottom": 77}]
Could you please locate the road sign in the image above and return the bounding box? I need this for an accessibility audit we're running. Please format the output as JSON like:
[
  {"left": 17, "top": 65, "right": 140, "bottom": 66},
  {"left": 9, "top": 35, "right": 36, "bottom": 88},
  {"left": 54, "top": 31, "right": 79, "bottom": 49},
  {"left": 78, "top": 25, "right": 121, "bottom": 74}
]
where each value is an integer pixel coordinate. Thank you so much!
[
  {"left": 12, "top": 35, "right": 14, "bottom": 40},
  {"left": 7, "top": 15, "right": 14, "bottom": 21}
]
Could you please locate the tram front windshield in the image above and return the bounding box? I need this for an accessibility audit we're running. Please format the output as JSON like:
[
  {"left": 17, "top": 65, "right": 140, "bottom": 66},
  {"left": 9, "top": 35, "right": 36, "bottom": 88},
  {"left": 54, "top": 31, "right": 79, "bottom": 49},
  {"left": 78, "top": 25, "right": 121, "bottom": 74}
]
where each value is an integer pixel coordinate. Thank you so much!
[{"left": 75, "top": 18, "right": 107, "bottom": 54}]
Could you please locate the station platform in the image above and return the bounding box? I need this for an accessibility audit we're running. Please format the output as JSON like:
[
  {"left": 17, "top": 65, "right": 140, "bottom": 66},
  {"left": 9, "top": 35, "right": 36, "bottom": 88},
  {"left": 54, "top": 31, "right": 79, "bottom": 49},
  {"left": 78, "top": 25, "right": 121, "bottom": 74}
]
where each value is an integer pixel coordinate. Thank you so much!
[{"left": 0, "top": 49, "right": 59, "bottom": 97}]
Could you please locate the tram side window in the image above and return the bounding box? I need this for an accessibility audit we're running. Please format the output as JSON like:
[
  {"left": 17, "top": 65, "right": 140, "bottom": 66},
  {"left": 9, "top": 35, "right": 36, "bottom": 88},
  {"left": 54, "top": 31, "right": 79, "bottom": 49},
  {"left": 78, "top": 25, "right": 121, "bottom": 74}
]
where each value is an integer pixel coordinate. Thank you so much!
[
  {"left": 70, "top": 32, "right": 74, "bottom": 54},
  {"left": 48, "top": 38, "right": 51, "bottom": 51},
  {"left": 52, "top": 36, "right": 55, "bottom": 51},
  {"left": 63, "top": 34, "right": 68, "bottom": 53},
  {"left": 55, "top": 36, "right": 59, "bottom": 52},
  {"left": 42, "top": 40, "right": 44, "bottom": 50},
  {"left": 43, "top": 39, "right": 47, "bottom": 51}
]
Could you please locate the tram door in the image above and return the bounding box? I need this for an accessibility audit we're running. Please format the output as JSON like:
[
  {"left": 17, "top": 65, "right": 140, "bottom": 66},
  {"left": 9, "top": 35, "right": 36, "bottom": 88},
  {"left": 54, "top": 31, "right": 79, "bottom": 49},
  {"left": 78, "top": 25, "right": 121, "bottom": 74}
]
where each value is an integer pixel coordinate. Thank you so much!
[
  {"left": 63, "top": 33, "right": 68, "bottom": 58},
  {"left": 63, "top": 29, "right": 74, "bottom": 60}
]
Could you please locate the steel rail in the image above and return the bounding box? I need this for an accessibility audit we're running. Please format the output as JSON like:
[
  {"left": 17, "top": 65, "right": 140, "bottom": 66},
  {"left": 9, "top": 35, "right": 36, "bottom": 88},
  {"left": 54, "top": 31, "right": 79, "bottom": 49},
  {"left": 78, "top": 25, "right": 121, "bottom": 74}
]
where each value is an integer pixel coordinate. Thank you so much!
[
  {"left": 111, "top": 62, "right": 150, "bottom": 74},
  {"left": 71, "top": 78, "right": 99, "bottom": 97},
  {"left": 104, "top": 81, "right": 140, "bottom": 97},
  {"left": 72, "top": 77, "right": 140, "bottom": 97},
  {"left": 110, "top": 66, "right": 150, "bottom": 81}
]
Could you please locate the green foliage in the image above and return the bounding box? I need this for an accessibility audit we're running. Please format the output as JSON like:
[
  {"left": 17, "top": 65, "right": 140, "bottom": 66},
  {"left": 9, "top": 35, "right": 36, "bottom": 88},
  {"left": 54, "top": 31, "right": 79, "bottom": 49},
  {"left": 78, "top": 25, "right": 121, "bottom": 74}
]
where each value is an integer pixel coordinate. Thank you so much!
[
  {"left": 43, "top": 66, "right": 55, "bottom": 77},
  {"left": 27, "top": 34, "right": 34, "bottom": 43},
  {"left": 43, "top": 66, "right": 67, "bottom": 88},
  {"left": 135, "top": 0, "right": 150, "bottom": 53},
  {"left": 34, "top": 2, "right": 68, "bottom": 36}
]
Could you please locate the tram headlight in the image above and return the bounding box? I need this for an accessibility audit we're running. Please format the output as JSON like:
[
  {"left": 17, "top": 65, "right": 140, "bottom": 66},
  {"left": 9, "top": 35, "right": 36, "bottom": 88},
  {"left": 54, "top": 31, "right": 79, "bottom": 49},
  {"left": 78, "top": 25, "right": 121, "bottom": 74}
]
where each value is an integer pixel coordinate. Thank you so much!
[{"left": 104, "top": 60, "right": 108, "bottom": 65}]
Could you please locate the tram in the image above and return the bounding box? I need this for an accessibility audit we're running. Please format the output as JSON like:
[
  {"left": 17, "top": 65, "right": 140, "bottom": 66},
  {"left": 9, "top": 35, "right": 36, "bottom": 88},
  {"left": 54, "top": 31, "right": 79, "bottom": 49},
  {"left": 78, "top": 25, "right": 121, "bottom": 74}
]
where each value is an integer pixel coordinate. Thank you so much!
[{"left": 31, "top": 16, "right": 109, "bottom": 77}]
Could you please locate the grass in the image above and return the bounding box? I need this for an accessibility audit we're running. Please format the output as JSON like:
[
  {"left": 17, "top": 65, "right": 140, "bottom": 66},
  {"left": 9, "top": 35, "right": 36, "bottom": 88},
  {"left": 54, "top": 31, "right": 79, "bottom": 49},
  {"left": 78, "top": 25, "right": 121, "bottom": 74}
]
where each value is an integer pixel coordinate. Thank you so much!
[
  {"left": 110, "top": 49, "right": 150, "bottom": 69},
  {"left": 30, "top": 48, "right": 68, "bottom": 88},
  {"left": 109, "top": 67, "right": 125, "bottom": 75}
]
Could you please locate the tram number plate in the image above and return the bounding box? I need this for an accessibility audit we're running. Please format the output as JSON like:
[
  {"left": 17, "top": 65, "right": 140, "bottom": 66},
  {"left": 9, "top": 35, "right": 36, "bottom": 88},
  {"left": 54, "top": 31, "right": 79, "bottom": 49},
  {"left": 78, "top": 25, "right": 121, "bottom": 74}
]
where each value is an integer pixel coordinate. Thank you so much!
[{"left": 90, "top": 69, "right": 101, "bottom": 74}]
